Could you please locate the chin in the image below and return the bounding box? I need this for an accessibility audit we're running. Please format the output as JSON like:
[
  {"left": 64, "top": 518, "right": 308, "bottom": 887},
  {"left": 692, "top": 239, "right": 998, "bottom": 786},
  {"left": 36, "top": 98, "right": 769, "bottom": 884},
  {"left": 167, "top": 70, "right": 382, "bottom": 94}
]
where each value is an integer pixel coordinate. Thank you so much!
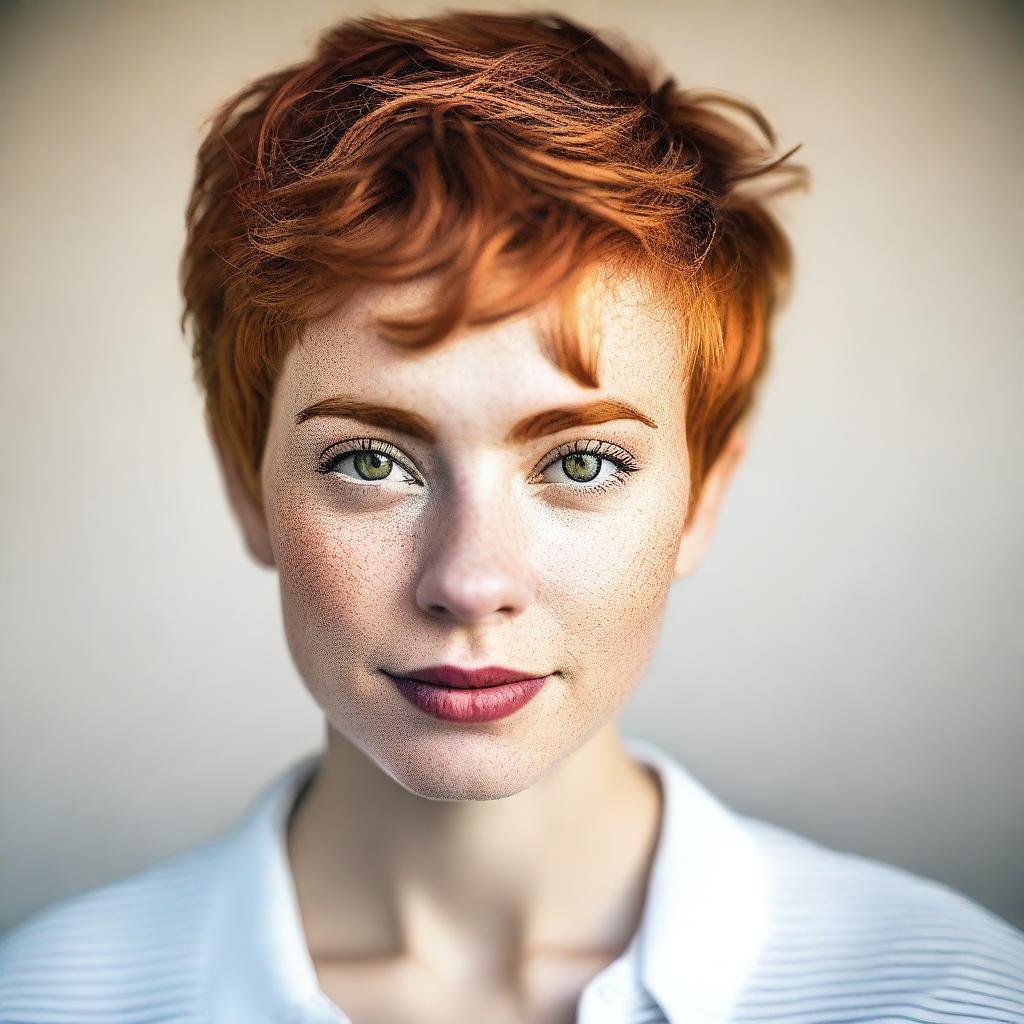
[{"left": 371, "top": 731, "right": 556, "bottom": 802}]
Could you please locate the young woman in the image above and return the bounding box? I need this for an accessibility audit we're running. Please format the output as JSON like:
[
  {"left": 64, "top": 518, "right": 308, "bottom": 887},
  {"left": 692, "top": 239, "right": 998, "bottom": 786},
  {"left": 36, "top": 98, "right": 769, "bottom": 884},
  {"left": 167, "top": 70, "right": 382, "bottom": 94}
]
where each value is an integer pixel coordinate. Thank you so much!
[{"left": 2, "top": 10, "right": 1022, "bottom": 1024}]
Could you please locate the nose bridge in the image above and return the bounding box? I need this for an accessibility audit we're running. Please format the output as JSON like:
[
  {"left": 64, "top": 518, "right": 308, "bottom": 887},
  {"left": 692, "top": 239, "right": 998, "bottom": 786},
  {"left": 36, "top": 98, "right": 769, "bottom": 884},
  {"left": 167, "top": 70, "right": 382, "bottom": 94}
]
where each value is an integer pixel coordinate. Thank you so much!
[{"left": 415, "top": 466, "right": 535, "bottom": 623}]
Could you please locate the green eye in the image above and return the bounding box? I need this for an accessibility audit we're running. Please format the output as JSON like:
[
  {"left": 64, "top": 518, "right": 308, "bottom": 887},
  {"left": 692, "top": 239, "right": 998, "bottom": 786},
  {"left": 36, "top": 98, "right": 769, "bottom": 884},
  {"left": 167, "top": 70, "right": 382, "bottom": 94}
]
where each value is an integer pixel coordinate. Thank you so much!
[
  {"left": 318, "top": 438, "right": 423, "bottom": 487},
  {"left": 352, "top": 451, "right": 394, "bottom": 481},
  {"left": 535, "top": 440, "right": 641, "bottom": 493},
  {"left": 562, "top": 453, "right": 601, "bottom": 483}
]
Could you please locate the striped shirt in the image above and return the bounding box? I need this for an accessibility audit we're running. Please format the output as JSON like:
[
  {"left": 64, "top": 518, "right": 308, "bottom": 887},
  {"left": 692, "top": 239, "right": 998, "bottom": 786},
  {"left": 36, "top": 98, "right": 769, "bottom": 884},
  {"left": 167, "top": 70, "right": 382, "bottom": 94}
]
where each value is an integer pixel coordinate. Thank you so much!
[{"left": 1, "top": 735, "right": 1022, "bottom": 1023}]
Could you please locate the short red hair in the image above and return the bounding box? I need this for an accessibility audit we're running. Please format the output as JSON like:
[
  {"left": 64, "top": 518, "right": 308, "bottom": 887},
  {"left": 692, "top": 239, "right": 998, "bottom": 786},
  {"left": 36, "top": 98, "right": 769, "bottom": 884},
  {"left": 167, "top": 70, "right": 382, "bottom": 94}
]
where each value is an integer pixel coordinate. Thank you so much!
[{"left": 179, "top": 9, "right": 807, "bottom": 516}]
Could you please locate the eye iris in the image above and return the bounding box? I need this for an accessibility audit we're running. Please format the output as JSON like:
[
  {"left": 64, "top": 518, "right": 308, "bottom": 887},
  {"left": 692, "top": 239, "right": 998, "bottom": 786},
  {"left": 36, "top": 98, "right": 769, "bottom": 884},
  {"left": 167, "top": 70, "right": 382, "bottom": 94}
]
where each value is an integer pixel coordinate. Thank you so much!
[
  {"left": 353, "top": 451, "right": 393, "bottom": 480},
  {"left": 563, "top": 453, "right": 600, "bottom": 483}
]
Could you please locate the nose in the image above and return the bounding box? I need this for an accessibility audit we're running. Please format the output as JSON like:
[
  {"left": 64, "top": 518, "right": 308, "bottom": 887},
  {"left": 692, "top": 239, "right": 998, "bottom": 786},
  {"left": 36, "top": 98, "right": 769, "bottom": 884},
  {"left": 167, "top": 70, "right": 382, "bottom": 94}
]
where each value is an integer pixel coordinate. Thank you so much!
[{"left": 414, "top": 486, "right": 536, "bottom": 624}]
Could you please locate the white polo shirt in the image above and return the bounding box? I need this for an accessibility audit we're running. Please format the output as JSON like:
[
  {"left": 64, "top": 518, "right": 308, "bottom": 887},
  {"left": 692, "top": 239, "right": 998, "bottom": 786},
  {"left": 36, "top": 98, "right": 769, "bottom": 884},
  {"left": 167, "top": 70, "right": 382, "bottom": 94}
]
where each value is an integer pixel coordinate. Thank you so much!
[{"left": 2, "top": 735, "right": 1022, "bottom": 1023}]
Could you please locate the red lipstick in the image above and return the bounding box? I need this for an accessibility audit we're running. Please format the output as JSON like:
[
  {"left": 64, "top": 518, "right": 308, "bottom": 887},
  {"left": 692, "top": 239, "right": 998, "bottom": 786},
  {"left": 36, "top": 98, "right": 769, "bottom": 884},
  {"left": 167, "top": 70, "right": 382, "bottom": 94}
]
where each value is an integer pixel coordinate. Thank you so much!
[{"left": 382, "top": 664, "right": 549, "bottom": 722}]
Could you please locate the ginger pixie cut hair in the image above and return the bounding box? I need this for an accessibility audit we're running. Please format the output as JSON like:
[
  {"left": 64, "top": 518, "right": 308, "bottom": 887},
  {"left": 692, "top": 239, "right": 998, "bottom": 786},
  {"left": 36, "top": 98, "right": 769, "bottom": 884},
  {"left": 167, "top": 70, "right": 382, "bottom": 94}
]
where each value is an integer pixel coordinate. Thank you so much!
[{"left": 179, "top": 9, "right": 807, "bottom": 517}]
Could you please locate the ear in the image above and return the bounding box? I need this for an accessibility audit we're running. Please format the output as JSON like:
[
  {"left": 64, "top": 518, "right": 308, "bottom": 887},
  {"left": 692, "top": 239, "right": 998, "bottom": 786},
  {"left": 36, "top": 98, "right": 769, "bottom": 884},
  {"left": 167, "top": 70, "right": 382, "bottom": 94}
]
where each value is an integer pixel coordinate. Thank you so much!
[
  {"left": 206, "top": 416, "right": 276, "bottom": 569},
  {"left": 674, "top": 427, "right": 747, "bottom": 579}
]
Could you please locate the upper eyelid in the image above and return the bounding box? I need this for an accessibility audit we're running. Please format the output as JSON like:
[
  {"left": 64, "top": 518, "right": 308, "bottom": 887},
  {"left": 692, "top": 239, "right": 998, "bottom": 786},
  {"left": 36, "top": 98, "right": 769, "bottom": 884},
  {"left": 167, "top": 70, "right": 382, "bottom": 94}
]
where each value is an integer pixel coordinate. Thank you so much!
[
  {"left": 533, "top": 439, "right": 638, "bottom": 474},
  {"left": 319, "top": 437, "right": 421, "bottom": 479}
]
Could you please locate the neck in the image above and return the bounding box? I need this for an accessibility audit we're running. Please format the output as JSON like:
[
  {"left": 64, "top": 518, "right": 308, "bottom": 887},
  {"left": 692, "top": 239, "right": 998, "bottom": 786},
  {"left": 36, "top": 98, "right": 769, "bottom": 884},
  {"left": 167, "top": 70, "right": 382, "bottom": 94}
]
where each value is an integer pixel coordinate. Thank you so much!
[{"left": 286, "top": 719, "right": 663, "bottom": 982}]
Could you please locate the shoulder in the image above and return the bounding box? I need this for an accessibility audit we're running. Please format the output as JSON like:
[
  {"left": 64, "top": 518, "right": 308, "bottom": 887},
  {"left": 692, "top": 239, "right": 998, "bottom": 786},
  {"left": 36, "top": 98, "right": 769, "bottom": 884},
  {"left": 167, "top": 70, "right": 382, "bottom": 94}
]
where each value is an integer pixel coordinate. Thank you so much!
[
  {"left": 735, "top": 816, "right": 1024, "bottom": 1023},
  {"left": 0, "top": 837, "right": 228, "bottom": 1022}
]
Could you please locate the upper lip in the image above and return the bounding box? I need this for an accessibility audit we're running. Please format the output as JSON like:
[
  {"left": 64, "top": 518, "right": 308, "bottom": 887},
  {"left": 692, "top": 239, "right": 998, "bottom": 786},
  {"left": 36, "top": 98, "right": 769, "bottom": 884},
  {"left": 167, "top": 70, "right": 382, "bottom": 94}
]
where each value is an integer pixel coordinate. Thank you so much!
[{"left": 383, "top": 665, "right": 549, "bottom": 689}]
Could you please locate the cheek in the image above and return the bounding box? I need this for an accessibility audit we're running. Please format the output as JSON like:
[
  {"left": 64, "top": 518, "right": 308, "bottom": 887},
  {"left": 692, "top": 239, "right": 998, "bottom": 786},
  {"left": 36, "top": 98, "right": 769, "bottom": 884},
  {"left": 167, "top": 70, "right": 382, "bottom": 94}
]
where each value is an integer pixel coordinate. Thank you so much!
[
  {"left": 267, "top": 492, "right": 416, "bottom": 684},
  {"left": 530, "top": 484, "right": 686, "bottom": 684}
]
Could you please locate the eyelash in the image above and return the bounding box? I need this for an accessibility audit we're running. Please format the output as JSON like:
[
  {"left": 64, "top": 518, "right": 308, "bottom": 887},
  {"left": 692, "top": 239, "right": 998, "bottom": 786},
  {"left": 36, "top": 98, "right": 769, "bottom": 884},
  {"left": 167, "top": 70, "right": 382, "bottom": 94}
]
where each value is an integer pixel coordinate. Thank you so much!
[
  {"left": 534, "top": 439, "right": 640, "bottom": 493},
  {"left": 318, "top": 437, "right": 423, "bottom": 485},
  {"left": 317, "top": 437, "right": 641, "bottom": 493}
]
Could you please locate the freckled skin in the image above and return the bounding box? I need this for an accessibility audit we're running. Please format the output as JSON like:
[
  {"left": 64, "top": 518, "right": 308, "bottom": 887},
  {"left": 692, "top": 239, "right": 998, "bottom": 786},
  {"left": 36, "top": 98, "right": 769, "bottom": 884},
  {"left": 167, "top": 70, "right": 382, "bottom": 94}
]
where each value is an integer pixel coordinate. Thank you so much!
[
  {"left": 218, "top": 268, "right": 746, "bottom": 1017},
  {"left": 260, "top": 271, "right": 691, "bottom": 801}
]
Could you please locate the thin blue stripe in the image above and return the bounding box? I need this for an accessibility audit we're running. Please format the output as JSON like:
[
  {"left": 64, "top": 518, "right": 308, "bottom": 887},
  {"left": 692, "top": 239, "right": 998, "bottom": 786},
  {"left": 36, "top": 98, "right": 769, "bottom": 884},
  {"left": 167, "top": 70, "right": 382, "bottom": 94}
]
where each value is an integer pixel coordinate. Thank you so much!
[{"left": 742, "top": 970, "right": 1024, "bottom": 1001}]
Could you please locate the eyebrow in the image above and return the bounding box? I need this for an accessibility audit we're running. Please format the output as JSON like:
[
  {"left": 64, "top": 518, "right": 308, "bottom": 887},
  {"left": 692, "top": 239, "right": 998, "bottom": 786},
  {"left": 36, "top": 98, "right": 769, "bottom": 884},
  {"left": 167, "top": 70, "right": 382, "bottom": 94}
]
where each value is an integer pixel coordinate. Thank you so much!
[{"left": 294, "top": 396, "right": 658, "bottom": 443}]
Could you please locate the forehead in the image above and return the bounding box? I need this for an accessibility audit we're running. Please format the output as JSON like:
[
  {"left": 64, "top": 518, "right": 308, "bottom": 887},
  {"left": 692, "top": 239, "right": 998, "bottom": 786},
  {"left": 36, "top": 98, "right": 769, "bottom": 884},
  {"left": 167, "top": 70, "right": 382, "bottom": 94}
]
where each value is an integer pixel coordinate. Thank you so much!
[{"left": 276, "top": 270, "right": 685, "bottom": 431}]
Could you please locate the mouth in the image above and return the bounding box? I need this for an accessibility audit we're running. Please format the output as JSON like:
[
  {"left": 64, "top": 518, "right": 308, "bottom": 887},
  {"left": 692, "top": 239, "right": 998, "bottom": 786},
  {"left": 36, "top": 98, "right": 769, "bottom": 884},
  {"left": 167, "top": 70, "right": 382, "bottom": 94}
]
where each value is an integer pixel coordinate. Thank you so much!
[
  {"left": 384, "top": 664, "right": 548, "bottom": 689},
  {"left": 380, "top": 665, "right": 550, "bottom": 723}
]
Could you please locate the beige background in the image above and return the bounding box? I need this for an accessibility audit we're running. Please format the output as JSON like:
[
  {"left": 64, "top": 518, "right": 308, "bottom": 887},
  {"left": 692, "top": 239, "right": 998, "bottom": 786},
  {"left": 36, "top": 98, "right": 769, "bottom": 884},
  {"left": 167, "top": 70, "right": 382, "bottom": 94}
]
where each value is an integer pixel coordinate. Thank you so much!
[{"left": 1, "top": 0, "right": 1021, "bottom": 935}]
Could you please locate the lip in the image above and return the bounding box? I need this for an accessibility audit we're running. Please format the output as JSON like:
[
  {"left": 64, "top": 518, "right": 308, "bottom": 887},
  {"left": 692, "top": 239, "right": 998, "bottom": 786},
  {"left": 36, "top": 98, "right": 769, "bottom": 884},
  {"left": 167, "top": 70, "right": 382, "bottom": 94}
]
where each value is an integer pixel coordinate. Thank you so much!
[
  {"left": 386, "top": 664, "right": 546, "bottom": 689},
  {"left": 381, "top": 665, "right": 550, "bottom": 723}
]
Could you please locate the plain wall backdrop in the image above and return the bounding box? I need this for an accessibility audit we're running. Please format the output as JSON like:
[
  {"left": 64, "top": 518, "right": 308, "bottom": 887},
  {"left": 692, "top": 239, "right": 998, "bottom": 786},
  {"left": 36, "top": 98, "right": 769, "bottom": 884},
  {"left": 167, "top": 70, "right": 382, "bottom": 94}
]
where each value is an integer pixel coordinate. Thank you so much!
[{"left": 1, "top": 0, "right": 1021, "bottom": 935}]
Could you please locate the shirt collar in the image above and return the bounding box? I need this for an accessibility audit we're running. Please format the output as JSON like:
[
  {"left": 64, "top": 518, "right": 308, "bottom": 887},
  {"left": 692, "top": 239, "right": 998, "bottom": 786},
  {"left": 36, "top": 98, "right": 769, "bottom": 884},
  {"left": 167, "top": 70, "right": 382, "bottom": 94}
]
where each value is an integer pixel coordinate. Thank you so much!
[
  {"left": 208, "top": 735, "right": 769, "bottom": 1024},
  {"left": 207, "top": 749, "right": 338, "bottom": 1024},
  {"left": 623, "top": 735, "right": 770, "bottom": 1024}
]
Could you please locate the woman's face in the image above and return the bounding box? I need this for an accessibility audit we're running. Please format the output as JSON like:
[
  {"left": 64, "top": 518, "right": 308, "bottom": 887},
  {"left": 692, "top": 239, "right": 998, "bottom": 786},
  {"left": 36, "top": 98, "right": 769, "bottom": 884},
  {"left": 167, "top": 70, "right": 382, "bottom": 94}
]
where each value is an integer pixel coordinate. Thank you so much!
[{"left": 254, "top": 272, "right": 694, "bottom": 800}]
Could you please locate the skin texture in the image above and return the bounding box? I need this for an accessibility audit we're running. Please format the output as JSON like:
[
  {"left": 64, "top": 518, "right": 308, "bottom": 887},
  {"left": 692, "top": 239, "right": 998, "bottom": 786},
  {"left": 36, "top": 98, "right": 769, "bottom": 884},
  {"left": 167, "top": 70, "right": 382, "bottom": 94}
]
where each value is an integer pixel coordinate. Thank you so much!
[{"left": 216, "top": 268, "right": 747, "bottom": 1022}]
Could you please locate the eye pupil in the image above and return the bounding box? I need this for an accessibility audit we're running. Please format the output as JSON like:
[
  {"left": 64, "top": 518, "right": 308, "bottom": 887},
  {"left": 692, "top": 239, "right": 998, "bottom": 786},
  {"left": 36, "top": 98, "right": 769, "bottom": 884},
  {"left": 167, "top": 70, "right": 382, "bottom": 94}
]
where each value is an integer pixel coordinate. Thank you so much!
[
  {"left": 353, "top": 451, "right": 393, "bottom": 480},
  {"left": 563, "top": 453, "right": 600, "bottom": 483}
]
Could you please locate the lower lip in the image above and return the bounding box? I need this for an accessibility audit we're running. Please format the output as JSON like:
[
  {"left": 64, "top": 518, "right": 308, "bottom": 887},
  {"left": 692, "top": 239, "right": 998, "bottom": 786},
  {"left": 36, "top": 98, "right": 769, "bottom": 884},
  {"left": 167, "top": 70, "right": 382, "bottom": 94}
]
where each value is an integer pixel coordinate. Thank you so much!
[{"left": 386, "top": 674, "right": 549, "bottom": 722}]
